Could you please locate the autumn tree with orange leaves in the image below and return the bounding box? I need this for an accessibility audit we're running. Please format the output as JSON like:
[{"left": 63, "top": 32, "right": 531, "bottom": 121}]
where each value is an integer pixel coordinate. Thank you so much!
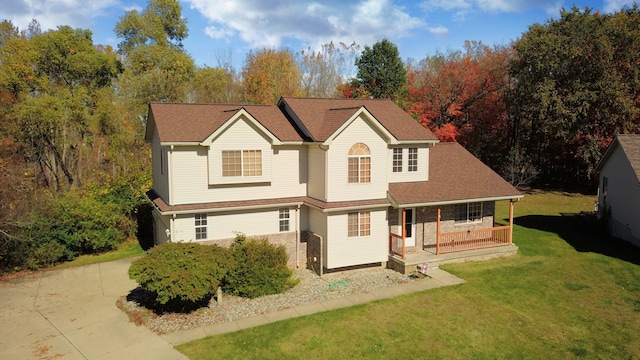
[
  {"left": 406, "top": 41, "right": 513, "bottom": 166},
  {"left": 242, "top": 48, "right": 301, "bottom": 104}
]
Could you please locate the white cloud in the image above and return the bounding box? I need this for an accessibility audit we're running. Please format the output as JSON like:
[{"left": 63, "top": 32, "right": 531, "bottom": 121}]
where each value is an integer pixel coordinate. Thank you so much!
[
  {"left": 184, "top": 0, "right": 426, "bottom": 51},
  {"left": 4, "top": 0, "right": 121, "bottom": 32},
  {"left": 421, "top": 0, "right": 563, "bottom": 17},
  {"left": 428, "top": 26, "right": 449, "bottom": 35},
  {"left": 204, "top": 26, "right": 235, "bottom": 40},
  {"left": 604, "top": 0, "right": 635, "bottom": 12}
]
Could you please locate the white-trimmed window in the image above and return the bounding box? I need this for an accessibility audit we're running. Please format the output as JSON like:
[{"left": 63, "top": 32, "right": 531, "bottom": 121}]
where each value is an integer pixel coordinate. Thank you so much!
[
  {"left": 408, "top": 148, "right": 418, "bottom": 172},
  {"left": 195, "top": 214, "right": 207, "bottom": 240},
  {"left": 279, "top": 208, "right": 290, "bottom": 232},
  {"left": 222, "top": 150, "right": 262, "bottom": 177},
  {"left": 455, "top": 203, "right": 483, "bottom": 224},
  {"left": 348, "top": 211, "right": 371, "bottom": 237},
  {"left": 392, "top": 148, "right": 403, "bottom": 173},
  {"left": 348, "top": 143, "right": 371, "bottom": 183}
]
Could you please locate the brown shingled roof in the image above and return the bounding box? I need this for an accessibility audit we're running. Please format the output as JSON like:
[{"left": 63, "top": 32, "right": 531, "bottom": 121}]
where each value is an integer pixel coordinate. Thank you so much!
[
  {"left": 388, "top": 142, "right": 522, "bottom": 206},
  {"left": 280, "top": 97, "right": 438, "bottom": 142},
  {"left": 147, "top": 103, "right": 303, "bottom": 143},
  {"left": 147, "top": 189, "right": 389, "bottom": 214}
]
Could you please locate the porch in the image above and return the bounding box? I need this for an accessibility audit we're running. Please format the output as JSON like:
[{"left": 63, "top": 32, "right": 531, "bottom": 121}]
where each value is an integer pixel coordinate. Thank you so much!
[
  {"left": 388, "top": 200, "right": 517, "bottom": 274},
  {"left": 387, "top": 244, "right": 519, "bottom": 274}
]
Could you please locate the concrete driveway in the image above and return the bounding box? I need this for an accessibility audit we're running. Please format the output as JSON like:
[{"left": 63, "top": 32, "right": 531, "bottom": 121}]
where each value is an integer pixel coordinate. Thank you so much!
[{"left": 0, "top": 258, "right": 188, "bottom": 360}]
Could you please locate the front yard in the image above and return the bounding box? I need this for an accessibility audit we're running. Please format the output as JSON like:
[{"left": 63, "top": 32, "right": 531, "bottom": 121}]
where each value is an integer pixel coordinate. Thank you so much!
[{"left": 176, "top": 190, "right": 640, "bottom": 359}]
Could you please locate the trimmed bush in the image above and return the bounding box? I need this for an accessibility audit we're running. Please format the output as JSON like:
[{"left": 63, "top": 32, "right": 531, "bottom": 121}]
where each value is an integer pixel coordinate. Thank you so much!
[
  {"left": 129, "top": 242, "right": 231, "bottom": 305},
  {"left": 223, "top": 236, "right": 298, "bottom": 299}
]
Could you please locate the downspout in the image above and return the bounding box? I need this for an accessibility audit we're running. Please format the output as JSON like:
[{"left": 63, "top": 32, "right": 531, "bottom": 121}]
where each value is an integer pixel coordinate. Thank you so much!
[{"left": 169, "top": 145, "right": 175, "bottom": 205}]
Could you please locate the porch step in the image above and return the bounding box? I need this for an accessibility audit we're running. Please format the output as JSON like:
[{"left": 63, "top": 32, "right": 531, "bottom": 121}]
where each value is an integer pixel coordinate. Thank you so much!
[{"left": 387, "top": 244, "right": 518, "bottom": 274}]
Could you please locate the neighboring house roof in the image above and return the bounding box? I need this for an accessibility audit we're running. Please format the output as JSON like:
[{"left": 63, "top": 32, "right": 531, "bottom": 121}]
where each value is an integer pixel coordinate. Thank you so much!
[
  {"left": 595, "top": 134, "right": 640, "bottom": 184},
  {"left": 279, "top": 97, "right": 438, "bottom": 142},
  {"left": 147, "top": 189, "right": 389, "bottom": 214},
  {"left": 388, "top": 142, "right": 523, "bottom": 207},
  {"left": 146, "top": 102, "right": 304, "bottom": 143}
]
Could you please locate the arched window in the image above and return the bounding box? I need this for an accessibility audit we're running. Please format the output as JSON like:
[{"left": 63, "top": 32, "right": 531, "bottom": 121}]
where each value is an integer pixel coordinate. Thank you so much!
[{"left": 348, "top": 143, "right": 371, "bottom": 183}]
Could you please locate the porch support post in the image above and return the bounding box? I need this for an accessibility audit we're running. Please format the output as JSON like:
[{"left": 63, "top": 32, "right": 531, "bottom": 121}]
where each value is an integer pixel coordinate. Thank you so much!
[
  {"left": 401, "top": 208, "right": 406, "bottom": 259},
  {"left": 508, "top": 200, "right": 514, "bottom": 244},
  {"left": 436, "top": 206, "right": 441, "bottom": 255}
]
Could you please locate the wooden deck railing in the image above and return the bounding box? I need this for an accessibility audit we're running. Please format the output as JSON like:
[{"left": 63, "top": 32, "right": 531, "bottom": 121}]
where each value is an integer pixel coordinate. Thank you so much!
[
  {"left": 437, "top": 226, "right": 510, "bottom": 254},
  {"left": 389, "top": 232, "right": 405, "bottom": 259}
]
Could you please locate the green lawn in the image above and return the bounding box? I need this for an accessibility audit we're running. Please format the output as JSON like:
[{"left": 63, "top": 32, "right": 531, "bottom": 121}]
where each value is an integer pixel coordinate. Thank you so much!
[{"left": 177, "top": 191, "right": 640, "bottom": 359}]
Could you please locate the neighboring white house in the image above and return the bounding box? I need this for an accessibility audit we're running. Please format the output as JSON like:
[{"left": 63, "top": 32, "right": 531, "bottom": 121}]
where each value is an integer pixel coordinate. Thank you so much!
[
  {"left": 595, "top": 134, "right": 640, "bottom": 247},
  {"left": 145, "top": 97, "right": 523, "bottom": 273}
]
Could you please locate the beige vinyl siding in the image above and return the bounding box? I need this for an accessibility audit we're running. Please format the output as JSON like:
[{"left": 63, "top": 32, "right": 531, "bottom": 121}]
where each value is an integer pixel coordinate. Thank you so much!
[
  {"left": 307, "top": 207, "right": 328, "bottom": 266},
  {"left": 171, "top": 208, "right": 291, "bottom": 242},
  {"left": 299, "top": 205, "right": 309, "bottom": 232},
  {"left": 325, "top": 208, "right": 388, "bottom": 269},
  {"left": 388, "top": 145, "right": 430, "bottom": 183},
  {"left": 307, "top": 145, "right": 326, "bottom": 201},
  {"left": 153, "top": 212, "right": 170, "bottom": 245},
  {"left": 599, "top": 147, "right": 640, "bottom": 245},
  {"left": 207, "top": 117, "right": 273, "bottom": 185},
  {"left": 151, "top": 129, "right": 170, "bottom": 202},
  {"left": 169, "top": 144, "right": 306, "bottom": 205},
  {"left": 326, "top": 116, "right": 388, "bottom": 202}
]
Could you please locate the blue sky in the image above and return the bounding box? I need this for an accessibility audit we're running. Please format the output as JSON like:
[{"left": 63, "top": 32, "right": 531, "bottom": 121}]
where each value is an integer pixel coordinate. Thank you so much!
[{"left": 1, "top": 0, "right": 636, "bottom": 70}]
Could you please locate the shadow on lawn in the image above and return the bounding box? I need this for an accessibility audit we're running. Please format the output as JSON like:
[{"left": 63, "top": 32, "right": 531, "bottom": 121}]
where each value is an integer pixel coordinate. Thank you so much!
[{"left": 514, "top": 213, "right": 640, "bottom": 266}]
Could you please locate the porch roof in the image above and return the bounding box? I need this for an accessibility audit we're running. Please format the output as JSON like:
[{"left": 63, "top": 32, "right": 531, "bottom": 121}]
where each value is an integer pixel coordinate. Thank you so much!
[{"left": 388, "top": 142, "right": 523, "bottom": 207}]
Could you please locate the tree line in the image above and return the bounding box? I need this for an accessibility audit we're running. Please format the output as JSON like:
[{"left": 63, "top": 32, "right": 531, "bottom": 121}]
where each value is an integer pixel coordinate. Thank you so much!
[{"left": 1, "top": 1, "right": 639, "bottom": 271}]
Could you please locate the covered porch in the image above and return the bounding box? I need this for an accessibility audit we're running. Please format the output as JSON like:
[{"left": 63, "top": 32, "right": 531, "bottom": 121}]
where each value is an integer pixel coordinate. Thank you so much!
[{"left": 388, "top": 200, "right": 516, "bottom": 274}]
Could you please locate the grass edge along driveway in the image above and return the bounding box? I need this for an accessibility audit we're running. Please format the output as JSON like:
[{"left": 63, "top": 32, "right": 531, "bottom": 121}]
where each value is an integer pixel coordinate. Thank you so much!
[{"left": 177, "top": 191, "right": 640, "bottom": 360}]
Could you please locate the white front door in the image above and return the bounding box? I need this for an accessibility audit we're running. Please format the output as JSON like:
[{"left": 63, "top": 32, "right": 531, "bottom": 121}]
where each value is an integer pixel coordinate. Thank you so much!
[{"left": 399, "top": 208, "right": 416, "bottom": 248}]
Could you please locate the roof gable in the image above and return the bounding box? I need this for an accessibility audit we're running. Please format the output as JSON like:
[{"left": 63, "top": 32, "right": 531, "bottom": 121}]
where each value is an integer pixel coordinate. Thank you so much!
[
  {"left": 279, "top": 97, "right": 438, "bottom": 143},
  {"left": 146, "top": 103, "right": 303, "bottom": 144},
  {"left": 324, "top": 106, "right": 396, "bottom": 145},
  {"left": 201, "top": 108, "right": 280, "bottom": 145},
  {"left": 596, "top": 134, "right": 640, "bottom": 183}
]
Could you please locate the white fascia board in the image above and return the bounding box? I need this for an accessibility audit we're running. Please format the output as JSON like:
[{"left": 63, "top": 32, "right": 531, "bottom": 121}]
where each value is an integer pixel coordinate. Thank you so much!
[
  {"left": 323, "top": 107, "right": 398, "bottom": 146},
  {"left": 199, "top": 108, "right": 282, "bottom": 146}
]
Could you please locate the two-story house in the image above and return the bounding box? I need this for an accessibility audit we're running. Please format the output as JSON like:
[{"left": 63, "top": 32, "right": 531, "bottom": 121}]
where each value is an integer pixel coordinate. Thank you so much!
[{"left": 145, "top": 97, "right": 523, "bottom": 274}]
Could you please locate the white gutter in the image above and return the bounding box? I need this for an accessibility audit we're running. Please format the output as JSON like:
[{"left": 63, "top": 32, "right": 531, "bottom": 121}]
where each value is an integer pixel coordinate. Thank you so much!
[
  {"left": 304, "top": 202, "right": 390, "bottom": 213},
  {"left": 390, "top": 194, "right": 523, "bottom": 209}
]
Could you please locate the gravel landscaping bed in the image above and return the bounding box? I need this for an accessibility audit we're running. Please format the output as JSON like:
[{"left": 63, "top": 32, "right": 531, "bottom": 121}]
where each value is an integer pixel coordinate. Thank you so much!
[{"left": 117, "top": 268, "right": 420, "bottom": 334}]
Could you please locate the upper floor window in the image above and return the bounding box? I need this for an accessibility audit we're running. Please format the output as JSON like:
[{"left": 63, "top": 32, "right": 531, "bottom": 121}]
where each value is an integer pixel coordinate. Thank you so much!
[
  {"left": 408, "top": 148, "right": 418, "bottom": 172},
  {"left": 392, "top": 148, "right": 403, "bottom": 173},
  {"left": 455, "top": 202, "right": 482, "bottom": 224},
  {"left": 195, "top": 214, "right": 207, "bottom": 240},
  {"left": 279, "top": 208, "right": 290, "bottom": 232},
  {"left": 348, "top": 143, "right": 371, "bottom": 183},
  {"left": 222, "top": 150, "right": 262, "bottom": 177},
  {"left": 348, "top": 211, "right": 371, "bottom": 237}
]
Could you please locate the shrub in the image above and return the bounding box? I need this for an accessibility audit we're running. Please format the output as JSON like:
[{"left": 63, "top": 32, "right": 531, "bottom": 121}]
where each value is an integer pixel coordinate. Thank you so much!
[
  {"left": 129, "top": 242, "right": 231, "bottom": 306},
  {"left": 223, "top": 237, "right": 298, "bottom": 299},
  {"left": 27, "top": 191, "right": 128, "bottom": 262}
]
